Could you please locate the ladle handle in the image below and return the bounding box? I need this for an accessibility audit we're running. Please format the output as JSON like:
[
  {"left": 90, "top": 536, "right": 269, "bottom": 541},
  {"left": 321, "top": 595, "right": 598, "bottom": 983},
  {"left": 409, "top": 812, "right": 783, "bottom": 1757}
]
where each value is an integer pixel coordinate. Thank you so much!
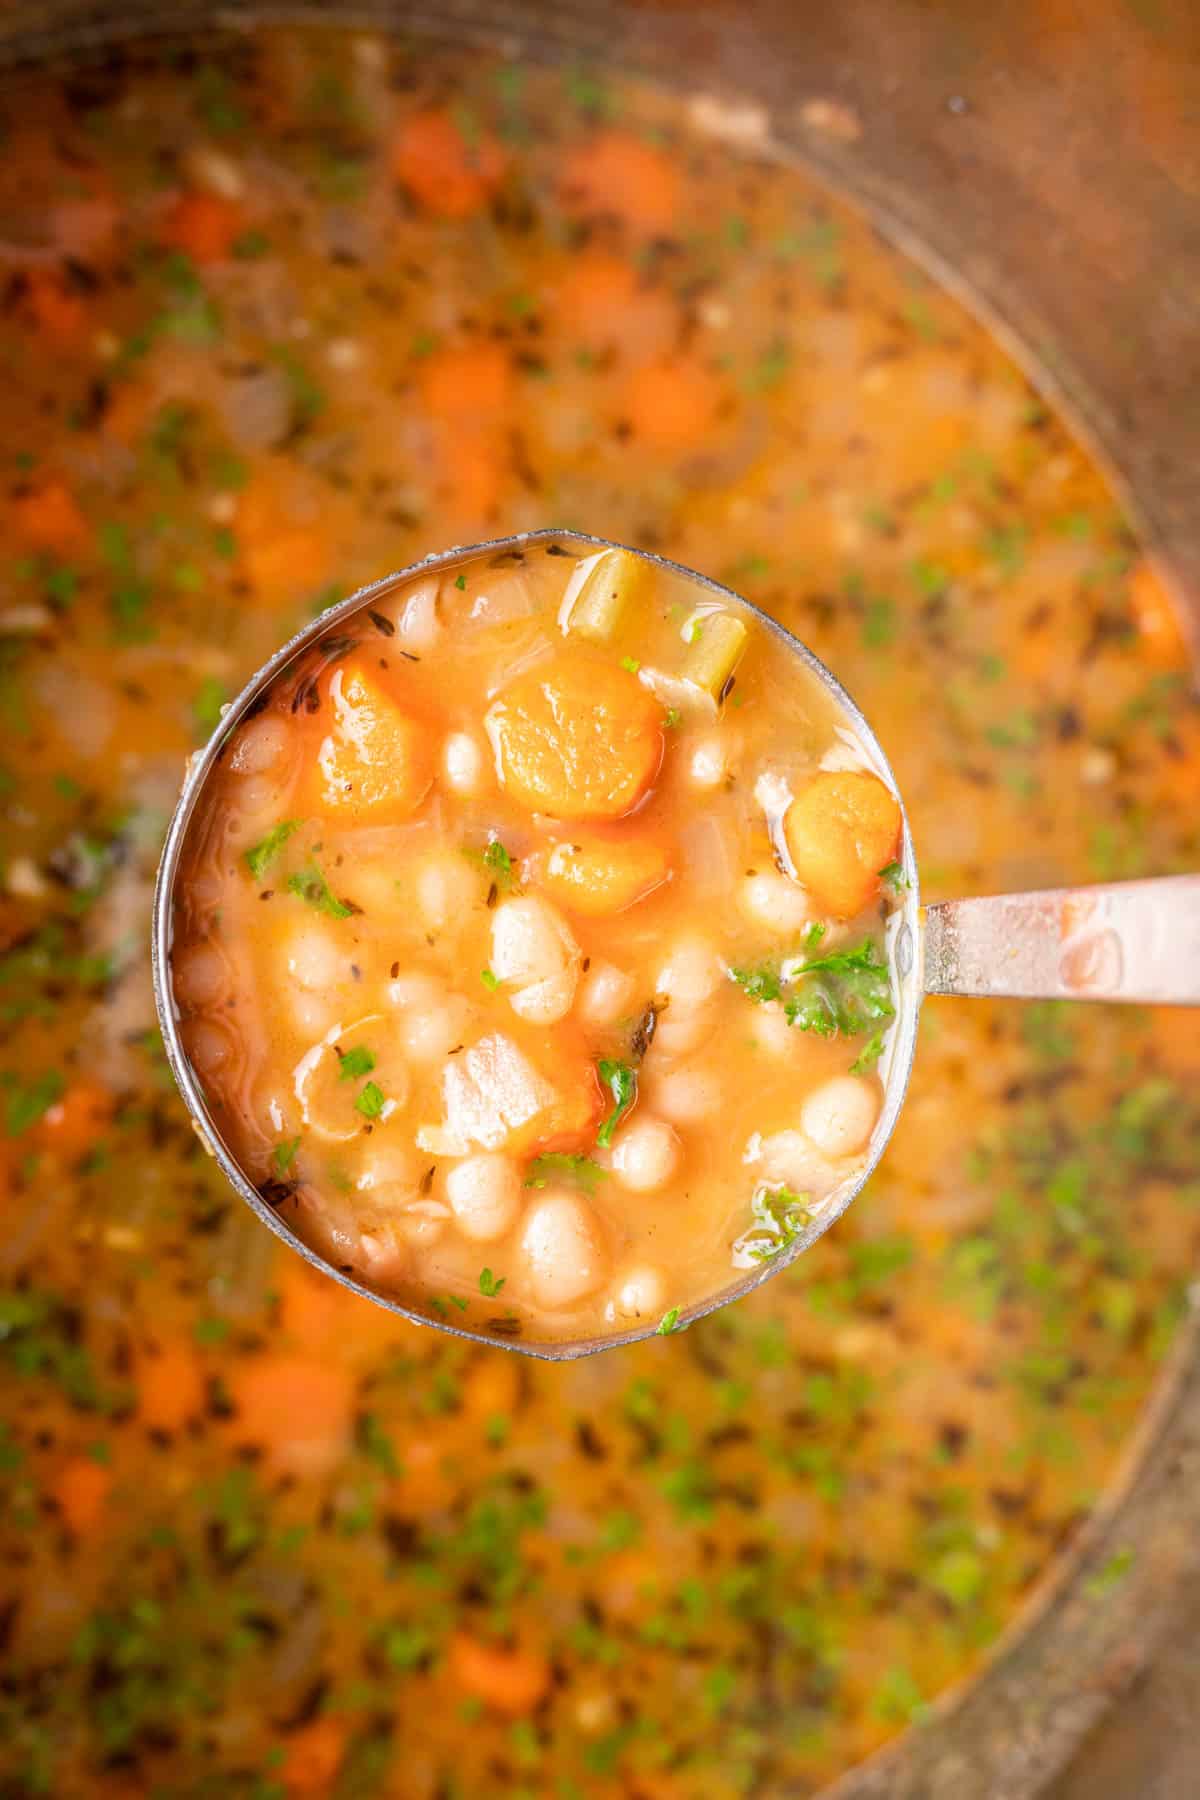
[{"left": 922, "top": 874, "right": 1200, "bottom": 1003}]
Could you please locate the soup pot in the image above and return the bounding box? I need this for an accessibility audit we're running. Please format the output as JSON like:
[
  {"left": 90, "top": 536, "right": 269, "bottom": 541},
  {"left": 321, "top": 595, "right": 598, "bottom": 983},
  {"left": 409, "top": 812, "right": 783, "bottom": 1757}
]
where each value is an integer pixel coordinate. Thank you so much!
[{"left": 2, "top": 4, "right": 1197, "bottom": 1797}]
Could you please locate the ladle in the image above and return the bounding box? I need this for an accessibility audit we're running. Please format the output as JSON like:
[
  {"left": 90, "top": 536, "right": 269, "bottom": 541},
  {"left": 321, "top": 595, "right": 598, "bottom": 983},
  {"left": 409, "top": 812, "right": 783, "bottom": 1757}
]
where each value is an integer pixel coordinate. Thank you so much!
[{"left": 152, "top": 530, "right": 1200, "bottom": 1359}]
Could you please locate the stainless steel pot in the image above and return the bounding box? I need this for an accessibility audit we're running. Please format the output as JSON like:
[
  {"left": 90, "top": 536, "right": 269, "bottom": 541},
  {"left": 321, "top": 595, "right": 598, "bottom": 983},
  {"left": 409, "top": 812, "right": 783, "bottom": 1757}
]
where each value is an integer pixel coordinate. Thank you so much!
[{"left": 3, "top": 4, "right": 1197, "bottom": 1795}]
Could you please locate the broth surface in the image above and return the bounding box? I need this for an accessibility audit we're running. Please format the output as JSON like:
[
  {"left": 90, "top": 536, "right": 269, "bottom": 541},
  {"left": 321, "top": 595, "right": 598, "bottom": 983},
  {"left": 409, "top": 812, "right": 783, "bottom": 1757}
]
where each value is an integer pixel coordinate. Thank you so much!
[
  {"left": 0, "top": 27, "right": 1198, "bottom": 1797},
  {"left": 172, "top": 541, "right": 905, "bottom": 1341}
]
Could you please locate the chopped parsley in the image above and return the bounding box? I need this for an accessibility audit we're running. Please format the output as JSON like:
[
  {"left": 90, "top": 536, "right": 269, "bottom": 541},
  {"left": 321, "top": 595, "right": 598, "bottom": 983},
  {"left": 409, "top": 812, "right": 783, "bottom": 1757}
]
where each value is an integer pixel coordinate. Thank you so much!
[
  {"left": 273, "top": 1136, "right": 301, "bottom": 1174},
  {"left": 478, "top": 1267, "right": 506, "bottom": 1298},
  {"left": 595, "top": 1059, "right": 637, "bottom": 1149},
  {"left": 655, "top": 1307, "right": 684, "bottom": 1336},
  {"left": 245, "top": 819, "right": 302, "bottom": 882},
  {"left": 784, "top": 939, "right": 894, "bottom": 1041},
  {"left": 732, "top": 1184, "right": 811, "bottom": 1266},
  {"left": 524, "top": 1152, "right": 607, "bottom": 1194},
  {"left": 286, "top": 863, "right": 354, "bottom": 919},
  {"left": 480, "top": 968, "right": 500, "bottom": 991},
  {"left": 850, "top": 1030, "right": 887, "bottom": 1074},
  {"left": 620, "top": 655, "right": 641, "bottom": 674},
  {"left": 338, "top": 1044, "right": 376, "bottom": 1081},
  {"left": 878, "top": 859, "right": 907, "bottom": 892},
  {"left": 454, "top": 573, "right": 467, "bottom": 590},
  {"left": 729, "top": 959, "right": 782, "bottom": 1005},
  {"left": 3, "top": 1070, "right": 65, "bottom": 1137},
  {"left": 465, "top": 836, "right": 518, "bottom": 893},
  {"left": 354, "top": 1082, "right": 386, "bottom": 1121}
]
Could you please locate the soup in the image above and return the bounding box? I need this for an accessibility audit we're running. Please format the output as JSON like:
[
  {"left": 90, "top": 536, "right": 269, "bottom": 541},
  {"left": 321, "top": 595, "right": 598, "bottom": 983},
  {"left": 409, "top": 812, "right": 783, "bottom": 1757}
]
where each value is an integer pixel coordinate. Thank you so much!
[
  {"left": 0, "top": 26, "right": 1197, "bottom": 1798},
  {"left": 171, "top": 540, "right": 906, "bottom": 1341}
]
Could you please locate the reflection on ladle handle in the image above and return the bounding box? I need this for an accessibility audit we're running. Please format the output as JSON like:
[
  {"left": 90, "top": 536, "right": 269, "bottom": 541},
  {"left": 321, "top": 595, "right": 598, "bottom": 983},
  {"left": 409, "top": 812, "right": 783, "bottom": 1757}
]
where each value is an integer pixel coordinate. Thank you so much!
[{"left": 923, "top": 874, "right": 1200, "bottom": 1003}]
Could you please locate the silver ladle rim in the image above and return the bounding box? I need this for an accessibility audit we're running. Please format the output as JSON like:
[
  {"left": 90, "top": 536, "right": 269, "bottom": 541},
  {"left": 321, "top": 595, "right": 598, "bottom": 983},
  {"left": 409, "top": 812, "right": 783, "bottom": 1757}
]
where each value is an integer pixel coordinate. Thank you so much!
[{"left": 150, "top": 528, "right": 922, "bottom": 1361}]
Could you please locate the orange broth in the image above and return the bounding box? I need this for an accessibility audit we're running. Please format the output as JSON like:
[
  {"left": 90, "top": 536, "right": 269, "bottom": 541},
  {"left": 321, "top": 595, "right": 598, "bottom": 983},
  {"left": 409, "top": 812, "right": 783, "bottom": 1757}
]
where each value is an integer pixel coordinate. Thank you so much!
[{"left": 0, "top": 26, "right": 1197, "bottom": 1798}]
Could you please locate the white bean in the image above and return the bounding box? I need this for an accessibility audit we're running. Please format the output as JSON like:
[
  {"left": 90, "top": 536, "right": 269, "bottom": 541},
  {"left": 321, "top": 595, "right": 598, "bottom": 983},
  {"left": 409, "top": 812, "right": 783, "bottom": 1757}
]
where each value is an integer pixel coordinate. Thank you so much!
[
  {"left": 687, "top": 732, "right": 727, "bottom": 789},
  {"left": 387, "top": 972, "right": 469, "bottom": 1063},
  {"left": 747, "top": 1001, "right": 794, "bottom": 1059},
  {"left": 800, "top": 1074, "right": 881, "bottom": 1159},
  {"left": 173, "top": 943, "right": 227, "bottom": 1007},
  {"left": 416, "top": 852, "right": 480, "bottom": 932},
  {"left": 578, "top": 960, "right": 636, "bottom": 1028},
  {"left": 606, "top": 1263, "right": 665, "bottom": 1323},
  {"left": 442, "top": 731, "right": 485, "bottom": 796},
  {"left": 356, "top": 1229, "right": 409, "bottom": 1283},
  {"left": 652, "top": 1007, "right": 714, "bottom": 1058},
  {"left": 396, "top": 575, "right": 442, "bottom": 653},
  {"left": 611, "top": 1116, "right": 680, "bottom": 1193},
  {"left": 445, "top": 1153, "right": 522, "bottom": 1243},
  {"left": 284, "top": 924, "right": 344, "bottom": 992},
  {"left": 183, "top": 1017, "right": 234, "bottom": 1077},
  {"left": 647, "top": 1064, "right": 722, "bottom": 1126},
  {"left": 229, "top": 714, "right": 288, "bottom": 775},
  {"left": 398, "top": 1198, "right": 451, "bottom": 1248},
  {"left": 656, "top": 935, "right": 721, "bottom": 1008},
  {"left": 355, "top": 1144, "right": 421, "bottom": 1199},
  {"left": 739, "top": 870, "right": 813, "bottom": 935},
  {"left": 491, "top": 895, "right": 579, "bottom": 1024},
  {"left": 521, "top": 1191, "right": 608, "bottom": 1308}
]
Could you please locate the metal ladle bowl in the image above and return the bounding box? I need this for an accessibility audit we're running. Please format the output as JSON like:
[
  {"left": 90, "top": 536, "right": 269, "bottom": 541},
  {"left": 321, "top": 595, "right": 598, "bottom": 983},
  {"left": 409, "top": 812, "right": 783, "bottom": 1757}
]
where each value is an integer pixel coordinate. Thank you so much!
[{"left": 151, "top": 529, "right": 1200, "bottom": 1359}]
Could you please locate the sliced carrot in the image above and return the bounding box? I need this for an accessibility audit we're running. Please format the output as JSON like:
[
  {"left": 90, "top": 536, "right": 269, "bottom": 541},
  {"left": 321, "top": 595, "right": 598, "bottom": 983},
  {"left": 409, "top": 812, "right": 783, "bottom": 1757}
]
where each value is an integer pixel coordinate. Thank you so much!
[
  {"left": 441, "top": 1025, "right": 602, "bottom": 1159},
  {"left": 12, "top": 478, "right": 90, "bottom": 553},
  {"left": 447, "top": 1632, "right": 550, "bottom": 1716},
  {"left": 622, "top": 356, "right": 724, "bottom": 452},
  {"left": 554, "top": 251, "right": 676, "bottom": 355},
  {"left": 21, "top": 270, "right": 86, "bottom": 340},
  {"left": 236, "top": 463, "right": 334, "bottom": 606},
  {"left": 160, "top": 190, "right": 242, "bottom": 264},
  {"left": 1129, "top": 558, "right": 1188, "bottom": 667},
  {"left": 783, "top": 770, "right": 902, "bottom": 919},
  {"left": 280, "top": 1715, "right": 347, "bottom": 1795},
  {"left": 391, "top": 107, "right": 507, "bottom": 219},
  {"left": 560, "top": 130, "right": 681, "bottom": 237},
  {"left": 485, "top": 654, "right": 663, "bottom": 820},
  {"left": 137, "top": 1339, "right": 206, "bottom": 1434},
  {"left": 542, "top": 834, "right": 671, "bottom": 916},
  {"left": 313, "top": 660, "right": 435, "bottom": 822},
  {"left": 226, "top": 1354, "right": 354, "bottom": 1477},
  {"left": 421, "top": 341, "right": 514, "bottom": 423},
  {"left": 34, "top": 1079, "right": 113, "bottom": 1158},
  {"left": 55, "top": 1456, "right": 112, "bottom": 1537},
  {"left": 460, "top": 1350, "right": 522, "bottom": 1420}
]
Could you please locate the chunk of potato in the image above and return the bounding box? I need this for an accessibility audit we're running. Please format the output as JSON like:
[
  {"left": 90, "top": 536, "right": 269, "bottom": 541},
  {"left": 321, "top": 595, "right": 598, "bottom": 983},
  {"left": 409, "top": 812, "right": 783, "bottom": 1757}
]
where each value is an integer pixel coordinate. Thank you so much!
[
  {"left": 485, "top": 654, "right": 663, "bottom": 820},
  {"left": 783, "top": 770, "right": 901, "bottom": 918}
]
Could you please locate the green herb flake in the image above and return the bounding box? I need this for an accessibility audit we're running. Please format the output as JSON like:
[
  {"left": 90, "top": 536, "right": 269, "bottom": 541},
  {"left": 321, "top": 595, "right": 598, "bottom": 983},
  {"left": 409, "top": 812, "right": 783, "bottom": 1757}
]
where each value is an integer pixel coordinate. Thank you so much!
[
  {"left": 354, "top": 1081, "right": 386, "bottom": 1121},
  {"left": 655, "top": 1307, "right": 684, "bottom": 1337},
  {"left": 245, "top": 819, "right": 302, "bottom": 883},
  {"left": 286, "top": 863, "right": 354, "bottom": 919},
  {"left": 4, "top": 1070, "right": 65, "bottom": 1137},
  {"left": 479, "top": 1268, "right": 506, "bottom": 1298},
  {"left": 480, "top": 968, "right": 500, "bottom": 992},
  {"left": 784, "top": 938, "right": 894, "bottom": 1041},
  {"left": 878, "top": 859, "right": 908, "bottom": 892},
  {"left": 273, "top": 1136, "right": 301, "bottom": 1175},
  {"left": 850, "top": 1030, "right": 886, "bottom": 1075},
  {"left": 730, "top": 959, "right": 782, "bottom": 1005},
  {"left": 454, "top": 573, "right": 467, "bottom": 590},
  {"left": 338, "top": 1044, "right": 376, "bottom": 1082},
  {"left": 524, "top": 1152, "right": 607, "bottom": 1194},
  {"left": 359, "top": 1411, "right": 400, "bottom": 1476},
  {"left": 192, "top": 676, "right": 227, "bottom": 739},
  {"left": 620, "top": 656, "right": 641, "bottom": 674},
  {"left": 595, "top": 1059, "right": 637, "bottom": 1149}
]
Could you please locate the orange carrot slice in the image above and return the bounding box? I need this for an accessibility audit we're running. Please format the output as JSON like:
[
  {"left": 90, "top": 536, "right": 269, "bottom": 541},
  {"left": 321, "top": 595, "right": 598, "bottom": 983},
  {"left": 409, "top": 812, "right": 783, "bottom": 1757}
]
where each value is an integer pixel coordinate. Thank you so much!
[
  {"left": 137, "top": 1339, "right": 206, "bottom": 1434},
  {"left": 622, "top": 356, "right": 724, "bottom": 452},
  {"left": 160, "top": 190, "right": 242, "bottom": 264},
  {"left": 21, "top": 270, "right": 86, "bottom": 340},
  {"left": 560, "top": 130, "right": 681, "bottom": 237},
  {"left": 391, "top": 107, "right": 507, "bottom": 219},
  {"left": 1129, "top": 558, "right": 1188, "bottom": 667},
  {"left": 783, "top": 770, "right": 902, "bottom": 919},
  {"left": 314, "top": 660, "right": 435, "bottom": 822},
  {"left": 281, "top": 1716, "right": 348, "bottom": 1795},
  {"left": 55, "top": 1456, "right": 112, "bottom": 1537},
  {"left": 226, "top": 1354, "right": 354, "bottom": 1477},
  {"left": 485, "top": 654, "right": 663, "bottom": 820},
  {"left": 12, "top": 478, "right": 89, "bottom": 553},
  {"left": 541, "top": 835, "right": 671, "bottom": 916},
  {"left": 34, "top": 1079, "right": 113, "bottom": 1158},
  {"left": 448, "top": 1633, "right": 550, "bottom": 1716}
]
